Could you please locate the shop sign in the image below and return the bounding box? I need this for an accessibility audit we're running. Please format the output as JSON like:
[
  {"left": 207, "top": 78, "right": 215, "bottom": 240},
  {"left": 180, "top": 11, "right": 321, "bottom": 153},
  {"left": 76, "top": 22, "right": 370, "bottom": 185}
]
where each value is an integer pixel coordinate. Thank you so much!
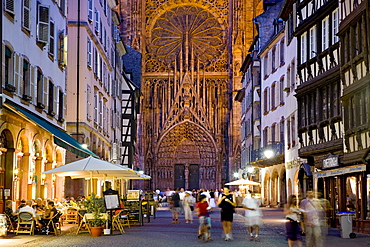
[
  {"left": 314, "top": 164, "right": 366, "bottom": 178},
  {"left": 322, "top": 154, "right": 339, "bottom": 169}
]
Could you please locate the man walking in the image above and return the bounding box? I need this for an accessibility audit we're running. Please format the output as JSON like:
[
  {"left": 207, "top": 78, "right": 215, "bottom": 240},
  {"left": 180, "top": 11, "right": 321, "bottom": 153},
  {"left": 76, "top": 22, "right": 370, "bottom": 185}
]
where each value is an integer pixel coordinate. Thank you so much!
[
  {"left": 242, "top": 192, "right": 263, "bottom": 242},
  {"left": 300, "top": 190, "right": 323, "bottom": 247}
]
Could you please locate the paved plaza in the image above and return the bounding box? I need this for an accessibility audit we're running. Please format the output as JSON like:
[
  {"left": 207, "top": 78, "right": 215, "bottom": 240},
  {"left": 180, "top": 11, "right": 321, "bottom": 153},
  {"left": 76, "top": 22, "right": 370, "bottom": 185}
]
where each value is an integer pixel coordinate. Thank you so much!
[{"left": 1, "top": 207, "right": 370, "bottom": 247}]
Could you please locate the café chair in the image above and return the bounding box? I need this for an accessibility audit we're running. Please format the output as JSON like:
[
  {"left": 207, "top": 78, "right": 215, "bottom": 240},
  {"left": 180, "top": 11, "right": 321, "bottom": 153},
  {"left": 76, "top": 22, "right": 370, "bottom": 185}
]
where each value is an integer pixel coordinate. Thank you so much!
[
  {"left": 16, "top": 212, "right": 35, "bottom": 235},
  {"left": 76, "top": 210, "right": 90, "bottom": 235},
  {"left": 118, "top": 210, "right": 130, "bottom": 228},
  {"left": 46, "top": 211, "right": 63, "bottom": 235},
  {"left": 65, "top": 207, "right": 78, "bottom": 224},
  {"left": 6, "top": 214, "right": 16, "bottom": 233},
  {"left": 76, "top": 213, "right": 93, "bottom": 235},
  {"left": 112, "top": 214, "right": 125, "bottom": 234}
]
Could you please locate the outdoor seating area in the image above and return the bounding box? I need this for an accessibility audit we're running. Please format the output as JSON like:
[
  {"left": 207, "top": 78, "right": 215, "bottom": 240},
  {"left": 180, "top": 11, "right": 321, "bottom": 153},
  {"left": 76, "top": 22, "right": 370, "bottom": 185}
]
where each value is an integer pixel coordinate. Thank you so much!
[{"left": 3, "top": 195, "right": 145, "bottom": 237}]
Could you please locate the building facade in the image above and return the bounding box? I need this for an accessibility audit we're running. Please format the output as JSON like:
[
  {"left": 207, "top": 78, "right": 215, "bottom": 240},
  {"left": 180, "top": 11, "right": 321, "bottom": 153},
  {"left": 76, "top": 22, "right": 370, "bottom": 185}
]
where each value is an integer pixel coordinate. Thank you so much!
[
  {"left": 294, "top": 0, "right": 342, "bottom": 225},
  {"left": 338, "top": 0, "right": 370, "bottom": 220},
  {"left": 65, "top": 0, "right": 126, "bottom": 197},
  {"left": 1, "top": 0, "right": 70, "bottom": 211}
]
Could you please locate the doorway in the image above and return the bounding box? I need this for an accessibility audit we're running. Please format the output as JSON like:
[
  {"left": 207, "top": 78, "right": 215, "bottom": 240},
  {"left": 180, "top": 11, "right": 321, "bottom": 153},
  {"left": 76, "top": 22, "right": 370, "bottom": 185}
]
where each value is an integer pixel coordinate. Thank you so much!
[
  {"left": 174, "top": 164, "right": 185, "bottom": 189},
  {"left": 188, "top": 164, "right": 199, "bottom": 190}
]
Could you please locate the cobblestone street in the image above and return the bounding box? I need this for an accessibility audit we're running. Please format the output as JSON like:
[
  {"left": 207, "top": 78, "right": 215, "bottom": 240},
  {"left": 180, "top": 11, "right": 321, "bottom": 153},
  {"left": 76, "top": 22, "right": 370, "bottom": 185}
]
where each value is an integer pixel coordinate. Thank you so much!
[{"left": 1, "top": 207, "right": 370, "bottom": 247}]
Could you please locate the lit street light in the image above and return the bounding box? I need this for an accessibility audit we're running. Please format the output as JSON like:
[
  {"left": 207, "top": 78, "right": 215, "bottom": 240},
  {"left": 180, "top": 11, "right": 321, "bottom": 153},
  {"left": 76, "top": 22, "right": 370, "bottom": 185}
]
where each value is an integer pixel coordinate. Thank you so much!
[{"left": 264, "top": 149, "right": 274, "bottom": 159}]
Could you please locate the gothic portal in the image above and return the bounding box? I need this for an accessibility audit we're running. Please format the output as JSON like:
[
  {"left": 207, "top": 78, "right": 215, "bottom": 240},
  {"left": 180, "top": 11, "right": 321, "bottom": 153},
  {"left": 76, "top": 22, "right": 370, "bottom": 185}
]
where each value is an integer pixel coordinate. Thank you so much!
[{"left": 121, "top": 0, "right": 263, "bottom": 190}]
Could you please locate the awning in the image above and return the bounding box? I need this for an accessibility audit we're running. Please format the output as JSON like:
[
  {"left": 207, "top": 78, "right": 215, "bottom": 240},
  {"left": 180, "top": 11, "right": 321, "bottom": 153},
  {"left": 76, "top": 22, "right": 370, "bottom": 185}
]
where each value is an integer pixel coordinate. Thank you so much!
[
  {"left": 5, "top": 102, "right": 98, "bottom": 158},
  {"left": 313, "top": 164, "right": 366, "bottom": 178},
  {"left": 300, "top": 163, "right": 312, "bottom": 176}
]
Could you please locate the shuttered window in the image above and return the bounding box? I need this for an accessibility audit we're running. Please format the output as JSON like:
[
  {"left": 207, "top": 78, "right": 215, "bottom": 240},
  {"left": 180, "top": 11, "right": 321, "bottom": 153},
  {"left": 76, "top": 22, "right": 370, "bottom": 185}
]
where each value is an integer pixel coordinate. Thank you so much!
[
  {"left": 87, "top": 39, "right": 92, "bottom": 67},
  {"left": 22, "top": 0, "right": 31, "bottom": 31},
  {"left": 5, "top": 0, "right": 15, "bottom": 15},
  {"left": 37, "top": 5, "right": 50, "bottom": 44},
  {"left": 88, "top": 0, "right": 93, "bottom": 22},
  {"left": 49, "top": 21, "right": 55, "bottom": 57}
]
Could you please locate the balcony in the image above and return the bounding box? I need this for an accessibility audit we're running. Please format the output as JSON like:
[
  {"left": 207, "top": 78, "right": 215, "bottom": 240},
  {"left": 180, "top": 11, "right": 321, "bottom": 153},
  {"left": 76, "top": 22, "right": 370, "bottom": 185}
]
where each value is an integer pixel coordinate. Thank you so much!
[{"left": 250, "top": 142, "right": 285, "bottom": 168}]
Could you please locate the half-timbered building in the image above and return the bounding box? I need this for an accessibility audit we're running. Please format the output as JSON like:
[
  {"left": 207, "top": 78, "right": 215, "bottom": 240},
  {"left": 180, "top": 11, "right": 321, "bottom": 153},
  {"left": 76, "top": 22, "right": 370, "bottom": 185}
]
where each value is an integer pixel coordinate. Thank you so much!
[
  {"left": 294, "top": 0, "right": 342, "bottom": 225},
  {"left": 338, "top": 0, "right": 370, "bottom": 220}
]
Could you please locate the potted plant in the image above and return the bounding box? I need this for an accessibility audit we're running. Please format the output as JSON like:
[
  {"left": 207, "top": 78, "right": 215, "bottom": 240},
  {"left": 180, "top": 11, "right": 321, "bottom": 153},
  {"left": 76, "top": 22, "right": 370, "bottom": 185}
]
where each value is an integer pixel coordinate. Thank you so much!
[{"left": 81, "top": 194, "right": 107, "bottom": 237}]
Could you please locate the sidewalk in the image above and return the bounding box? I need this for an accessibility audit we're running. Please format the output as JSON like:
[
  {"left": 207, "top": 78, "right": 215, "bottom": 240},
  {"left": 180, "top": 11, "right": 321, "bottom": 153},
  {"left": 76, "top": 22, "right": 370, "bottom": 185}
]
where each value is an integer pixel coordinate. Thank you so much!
[{"left": 0, "top": 223, "right": 78, "bottom": 247}]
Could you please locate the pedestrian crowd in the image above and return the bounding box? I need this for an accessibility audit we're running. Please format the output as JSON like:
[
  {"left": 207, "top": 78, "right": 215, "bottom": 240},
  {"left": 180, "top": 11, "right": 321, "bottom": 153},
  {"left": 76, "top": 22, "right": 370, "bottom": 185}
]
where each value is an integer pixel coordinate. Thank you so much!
[
  {"left": 162, "top": 186, "right": 262, "bottom": 242},
  {"left": 162, "top": 187, "right": 330, "bottom": 246}
]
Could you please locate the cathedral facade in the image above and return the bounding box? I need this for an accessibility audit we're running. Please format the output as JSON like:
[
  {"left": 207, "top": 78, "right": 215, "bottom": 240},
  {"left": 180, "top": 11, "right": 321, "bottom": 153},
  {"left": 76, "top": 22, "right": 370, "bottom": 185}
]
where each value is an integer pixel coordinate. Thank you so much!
[{"left": 121, "top": 0, "right": 263, "bottom": 190}]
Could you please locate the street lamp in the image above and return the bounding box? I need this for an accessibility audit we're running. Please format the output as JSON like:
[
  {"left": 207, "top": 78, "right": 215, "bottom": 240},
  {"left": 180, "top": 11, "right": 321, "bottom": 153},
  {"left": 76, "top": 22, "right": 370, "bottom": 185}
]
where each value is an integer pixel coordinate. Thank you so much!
[
  {"left": 264, "top": 149, "right": 274, "bottom": 159},
  {"left": 233, "top": 172, "right": 239, "bottom": 179}
]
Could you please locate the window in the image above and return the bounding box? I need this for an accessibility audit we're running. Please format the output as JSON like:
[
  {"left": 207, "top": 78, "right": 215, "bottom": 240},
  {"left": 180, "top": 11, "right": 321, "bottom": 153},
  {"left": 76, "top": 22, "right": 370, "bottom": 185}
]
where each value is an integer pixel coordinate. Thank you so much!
[
  {"left": 58, "top": 89, "right": 64, "bottom": 122},
  {"left": 272, "top": 47, "right": 276, "bottom": 71},
  {"left": 87, "top": 85, "right": 92, "bottom": 120},
  {"left": 271, "top": 124, "right": 276, "bottom": 143},
  {"left": 99, "top": 95, "right": 103, "bottom": 126},
  {"left": 309, "top": 26, "right": 316, "bottom": 59},
  {"left": 37, "top": 4, "right": 50, "bottom": 44},
  {"left": 22, "top": 0, "right": 31, "bottom": 31},
  {"left": 36, "top": 69, "right": 44, "bottom": 107},
  {"left": 94, "top": 9, "right": 100, "bottom": 33},
  {"left": 99, "top": 56, "right": 103, "bottom": 80},
  {"left": 291, "top": 116, "right": 296, "bottom": 146},
  {"left": 22, "top": 59, "right": 31, "bottom": 99},
  {"left": 264, "top": 55, "right": 268, "bottom": 77},
  {"left": 88, "top": 0, "right": 93, "bottom": 22},
  {"left": 94, "top": 90, "right": 98, "bottom": 123},
  {"left": 300, "top": 32, "right": 307, "bottom": 63},
  {"left": 263, "top": 128, "right": 268, "bottom": 147},
  {"left": 271, "top": 83, "right": 276, "bottom": 109},
  {"left": 5, "top": 0, "right": 15, "bottom": 15},
  {"left": 322, "top": 16, "right": 329, "bottom": 51},
  {"left": 58, "top": 31, "right": 66, "bottom": 68},
  {"left": 48, "top": 81, "right": 54, "bottom": 115},
  {"left": 280, "top": 120, "right": 284, "bottom": 144},
  {"left": 4, "top": 47, "right": 13, "bottom": 88},
  {"left": 263, "top": 88, "right": 269, "bottom": 113},
  {"left": 280, "top": 77, "right": 284, "bottom": 104},
  {"left": 280, "top": 39, "right": 285, "bottom": 65},
  {"left": 59, "top": 0, "right": 66, "bottom": 14},
  {"left": 332, "top": 8, "right": 339, "bottom": 44},
  {"left": 87, "top": 38, "right": 92, "bottom": 67},
  {"left": 49, "top": 21, "right": 55, "bottom": 57},
  {"left": 286, "top": 66, "right": 291, "bottom": 91},
  {"left": 291, "top": 60, "right": 295, "bottom": 87}
]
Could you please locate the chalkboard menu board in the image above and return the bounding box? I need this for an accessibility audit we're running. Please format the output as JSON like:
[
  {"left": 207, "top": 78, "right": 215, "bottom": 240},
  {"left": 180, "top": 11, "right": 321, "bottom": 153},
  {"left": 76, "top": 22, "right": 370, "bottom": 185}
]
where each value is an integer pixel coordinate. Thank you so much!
[{"left": 123, "top": 200, "right": 142, "bottom": 225}]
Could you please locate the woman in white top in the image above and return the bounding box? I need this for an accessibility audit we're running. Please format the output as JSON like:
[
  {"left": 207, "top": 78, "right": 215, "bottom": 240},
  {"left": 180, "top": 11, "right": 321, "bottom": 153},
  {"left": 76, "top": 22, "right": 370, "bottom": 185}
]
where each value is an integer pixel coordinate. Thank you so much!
[
  {"left": 183, "top": 192, "right": 195, "bottom": 224},
  {"left": 284, "top": 195, "right": 303, "bottom": 247}
]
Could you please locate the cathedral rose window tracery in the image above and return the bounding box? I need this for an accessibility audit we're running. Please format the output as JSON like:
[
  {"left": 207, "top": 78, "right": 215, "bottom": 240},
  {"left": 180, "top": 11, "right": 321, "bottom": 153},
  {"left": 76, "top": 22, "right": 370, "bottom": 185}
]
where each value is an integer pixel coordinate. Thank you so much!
[{"left": 149, "top": 6, "right": 226, "bottom": 69}]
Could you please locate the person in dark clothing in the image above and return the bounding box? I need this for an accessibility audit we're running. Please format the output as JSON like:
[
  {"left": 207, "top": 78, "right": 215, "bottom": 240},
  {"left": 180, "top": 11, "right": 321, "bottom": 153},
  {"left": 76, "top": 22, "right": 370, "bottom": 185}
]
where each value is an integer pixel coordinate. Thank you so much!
[
  {"left": 5, "top": 200, "right": 18, "bottom": 223},
  {"left": 170, "top": 188, "right": 181, "bottom": 223},
  {"left": 217, "top": 187, "right": 236, "bottom": 241}
]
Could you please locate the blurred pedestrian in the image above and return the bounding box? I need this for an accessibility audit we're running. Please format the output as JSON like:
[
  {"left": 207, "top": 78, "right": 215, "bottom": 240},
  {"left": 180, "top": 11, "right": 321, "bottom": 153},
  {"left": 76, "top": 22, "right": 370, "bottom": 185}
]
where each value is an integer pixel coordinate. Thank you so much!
[
  {"left": 284, "top": 195, "right": 303, "bottom": 247},
  {"left": 242, "top": 192, "right": 263, "bottom": 242},
  {"left": 209, "top": 189, "right": 216, "bottom": 208},
  {"left": 300, "top": 190, "right": 323, "bottom": 247},
  {"left": 170, "top": 188, "right": 181, "bottom": 223},
  {"left": 217, "top": 187, "right": 236, "bottom": 241}
]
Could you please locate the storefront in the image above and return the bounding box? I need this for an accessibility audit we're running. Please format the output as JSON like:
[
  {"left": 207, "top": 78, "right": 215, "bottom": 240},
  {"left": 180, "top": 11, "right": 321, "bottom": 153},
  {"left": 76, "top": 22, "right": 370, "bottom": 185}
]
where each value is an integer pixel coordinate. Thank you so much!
[{"left": 314, "top": 162, "right": 368, "bottom": 226}]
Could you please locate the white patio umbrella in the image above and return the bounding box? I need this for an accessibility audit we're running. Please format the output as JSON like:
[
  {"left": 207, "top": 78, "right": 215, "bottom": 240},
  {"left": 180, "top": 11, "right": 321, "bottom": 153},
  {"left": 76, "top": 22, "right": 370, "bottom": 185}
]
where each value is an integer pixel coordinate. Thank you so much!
[
  {"left": 225, "top": 179, "right": 260, "bottom": 186},
  {"left": 43, "top": 156, "right": 151, "bottom": 193}
]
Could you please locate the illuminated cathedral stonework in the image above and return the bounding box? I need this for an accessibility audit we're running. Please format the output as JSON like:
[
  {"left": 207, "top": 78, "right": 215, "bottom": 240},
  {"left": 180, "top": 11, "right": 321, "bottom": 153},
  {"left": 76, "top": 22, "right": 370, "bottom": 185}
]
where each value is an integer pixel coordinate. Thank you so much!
[{"left": 121, "top": 0, "right": 263, "bottom": 190}]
